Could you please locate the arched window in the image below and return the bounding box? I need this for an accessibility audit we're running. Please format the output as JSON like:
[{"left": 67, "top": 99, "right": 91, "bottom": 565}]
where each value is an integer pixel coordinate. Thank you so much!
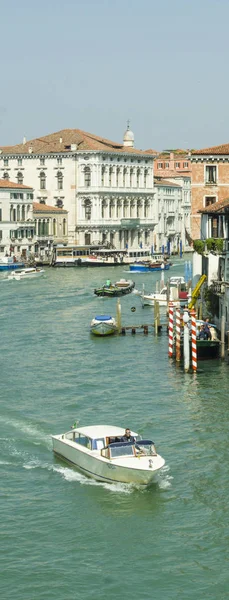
[
  {"left": 136, "top": 168, "right": 140, "bottom": 187},
  {"left": 123, "top": 167, "right": 127, "bottom": 187},
  {"left": 101, "top": 199, "right": 106, "bottom": 219},
  {"left": 116, "top": 167, "right": 120, "bottom": 187},
  {"left": 130, "top": 200, "right": 135, "bottom": 217},
  {"left": 109, "top": 200, "right": 115, "bottom": 219},
  {"left": 144, "top": 200, "right": 150, "bottom": 218},
  {"left": 63, "top": 219, "right": 67, "bottom": 236},
  {"left": 123, "top": 200, "right": 128, "bottom": 218},
  {"left": 144, "top": 169, "right": 148, "bottom": 187},
  {"left": 3, "top": 172, "right": 9, "bottom": 180},
  {"left": 21, "top": 205, "right": 25, "bottom": 221},
  {"left": 116, "top": 199, "right": 122, "bottom": 218},
  {"left": 56, "top": 199, "right": 63, "bottom": 208},
  {"left": 109, "top": 166, "right": 113, "bottom": 186},
  {"left": 42, "top": 220, "right": 46, "bottom": 236},
  {"left": 57, "top": 171, "right": 63, "bottom": 190},
  {"left": 137, "top": 199, "right": 142, "bottom": 218},
  {"left": 101, "top": 166, "right": 105, "bottom": 186},
  {"left": 17, "top": 172, "right": 23, "bottom": 185},
  {"left": 40, "top": 171, "right": 46, "bottom": 190},
  {"left": 45, "top": 219, "right": 49, "bottom": 236},
  {"left": 53, "top": 219, "right": 56, "bottom": 236},
  {"left": 84, "top": 199, "right": 91, "bottom": 220},
  {"left": 84, "top": 166, "right": 91, "bottom": 187},
  {"left": 130, "top": 168, "right": 134, "bottom": 187},
  {"left": 17, "top": 205, "right": 20, "bottom": 221}
]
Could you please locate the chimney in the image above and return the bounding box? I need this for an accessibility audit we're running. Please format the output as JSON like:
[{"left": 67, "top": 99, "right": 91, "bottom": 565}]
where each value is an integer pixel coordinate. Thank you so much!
[
  {"left": 23, "top": 136, "right": 26, "bottom": 145},
  {"left": 71, "top": 143, "right": 77, "bottom": 152},
  {"left": 59, "top": 137, "right": 62, "bottom": 144},
  {"left": 28, "top": 146, "right": 33, "bottom": 154}
]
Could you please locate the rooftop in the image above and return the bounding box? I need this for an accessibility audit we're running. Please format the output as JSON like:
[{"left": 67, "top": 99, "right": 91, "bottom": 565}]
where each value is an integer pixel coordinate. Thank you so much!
[
  {"left": 154, "top": 178, "right": 182, "bottom": 188},
  {"left": 0, "top": 128, "right": 157, "bottom": 157},
  {"left": 33, "top": 202, "right": 68, "bottom": 213},
  {"left": 0, "top": 179, "right": 33, "bottom": 190},
  {"left": 192, "top": 142, "right": 229, "bottom": 156},
  {"left": 199, "top": 198, "right": 229, "bottom": 214}
]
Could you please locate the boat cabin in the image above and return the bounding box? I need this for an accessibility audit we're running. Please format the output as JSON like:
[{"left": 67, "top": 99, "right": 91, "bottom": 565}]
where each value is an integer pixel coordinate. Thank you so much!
[
  {"left": 101, "top": 440, "right": 157, "bottom": 460},
  {"left": 62, "top": 428, "right": 157, "bottom": 459}
]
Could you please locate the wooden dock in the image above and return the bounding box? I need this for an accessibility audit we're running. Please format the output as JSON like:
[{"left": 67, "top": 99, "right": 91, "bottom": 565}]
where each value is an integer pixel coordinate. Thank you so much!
[{"left": 119, "top": 323, "right": 165, "bottom": 334}]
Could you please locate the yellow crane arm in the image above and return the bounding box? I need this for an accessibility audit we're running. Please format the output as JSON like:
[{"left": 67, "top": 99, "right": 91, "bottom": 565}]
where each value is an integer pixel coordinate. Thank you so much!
[{"left": 188, "top": 274, "right": 207, "bottom": 310}]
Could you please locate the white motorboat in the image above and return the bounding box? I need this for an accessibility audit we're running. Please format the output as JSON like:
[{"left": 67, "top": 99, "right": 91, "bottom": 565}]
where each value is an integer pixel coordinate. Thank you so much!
[
  {"left": 141, "top": 286, "right": 169, "bottom": 307},
  {"left": 90, "top": 315, "right": 117, "bottom": 336},
  {"left": 141, "top": 277, "right": 188, "bottom": 307},
  {"left": 52, "top": 425, "right": 165, "bottom": 485},
  {"left": 8, "top": 267, "right": 45, "bottom": 280}
]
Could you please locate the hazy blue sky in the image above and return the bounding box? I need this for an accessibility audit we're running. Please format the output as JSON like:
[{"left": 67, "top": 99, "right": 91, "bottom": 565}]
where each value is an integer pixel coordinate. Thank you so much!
[{"left": 1, "top": 0, "right": 229, "bottom": 150}]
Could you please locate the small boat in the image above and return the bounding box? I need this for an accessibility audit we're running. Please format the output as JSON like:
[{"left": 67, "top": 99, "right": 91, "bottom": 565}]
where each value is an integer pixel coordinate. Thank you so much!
[
  {"left": 141, "top": 283, "right": 188, "bottom": 307},
  {"left": 8, "top": 267, "right": 45, "bottom": 280},
  {"left": 94, "top": 279, "right": 135, "bottom": 297},
  {"left": 90, "top": 315, "right": 117, "bottom": 336},
  {"left": 129, "top": 261, "right": 170, "bottom": 273},
  {"left": 52, "top": 424, "right": 165, "bottom": 485},
  {"left": 0, "top": 256, "right": 24, "bottom": 271}
]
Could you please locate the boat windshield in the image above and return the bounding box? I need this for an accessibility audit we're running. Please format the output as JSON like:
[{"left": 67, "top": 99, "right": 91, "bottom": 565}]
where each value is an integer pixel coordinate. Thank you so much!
[
  {"left": 107, "top": 440, "right": 157, "bottom": 459},
  {"left": 135, "top": 440, "right": 157, "bottom": 456},
  {"left": 109, "top": 442, "right": 135, "bottom": 458}
]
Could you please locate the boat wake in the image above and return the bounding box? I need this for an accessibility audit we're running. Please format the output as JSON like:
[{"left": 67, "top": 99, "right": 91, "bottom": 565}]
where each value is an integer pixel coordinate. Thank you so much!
[
  {"left": 156, "top": 464, "right": 173, "bottom": 489},
  {"left": 0, "top": 415, "right": 52, "bottom": 448}
]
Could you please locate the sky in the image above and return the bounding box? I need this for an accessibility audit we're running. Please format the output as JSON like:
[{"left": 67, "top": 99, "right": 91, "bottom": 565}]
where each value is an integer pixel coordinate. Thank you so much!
[{"left": 1, "top": 0, "right": 229, "bottom": 151}]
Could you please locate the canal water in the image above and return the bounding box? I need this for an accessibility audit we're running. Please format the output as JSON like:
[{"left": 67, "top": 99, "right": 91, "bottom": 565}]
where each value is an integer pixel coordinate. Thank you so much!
[{"left": 1, "top": 258, "right": 229, "bottom": 600}]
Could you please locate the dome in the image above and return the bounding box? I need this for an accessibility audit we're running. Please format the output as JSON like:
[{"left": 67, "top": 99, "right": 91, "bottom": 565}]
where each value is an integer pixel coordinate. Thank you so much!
[{"left": 123, "top": 121, "right": 134, "bottom": 147}]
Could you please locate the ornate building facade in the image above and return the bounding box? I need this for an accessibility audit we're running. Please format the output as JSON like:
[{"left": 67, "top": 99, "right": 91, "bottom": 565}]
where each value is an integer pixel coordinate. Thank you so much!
[{"left": 0, "top": 125, "right": 156, "bottom": 250}]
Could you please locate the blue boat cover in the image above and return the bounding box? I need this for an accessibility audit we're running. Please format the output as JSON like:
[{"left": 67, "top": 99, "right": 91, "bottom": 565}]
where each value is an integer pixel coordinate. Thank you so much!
[{"left": 95, "top": 315, "right": 112, "bottom": 321}]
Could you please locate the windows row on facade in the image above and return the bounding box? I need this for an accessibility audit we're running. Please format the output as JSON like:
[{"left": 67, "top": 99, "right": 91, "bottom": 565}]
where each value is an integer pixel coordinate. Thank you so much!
[{"left": 82, "top": 198, "right": 151, "bottom": 220}]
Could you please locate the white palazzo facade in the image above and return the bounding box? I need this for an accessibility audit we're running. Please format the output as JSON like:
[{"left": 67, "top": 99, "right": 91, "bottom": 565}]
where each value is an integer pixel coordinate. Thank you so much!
[{"left": 0, "top": 126, "right": 156, "bottom": 251}]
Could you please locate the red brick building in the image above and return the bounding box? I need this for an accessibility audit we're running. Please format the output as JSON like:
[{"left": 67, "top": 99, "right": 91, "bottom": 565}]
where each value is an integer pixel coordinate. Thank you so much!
[
  {"left": 191, "top": 143, "right": 229, "bottom": 239},
  {"left": 154, "top": 151, "right": 191, "bottom": 178}
]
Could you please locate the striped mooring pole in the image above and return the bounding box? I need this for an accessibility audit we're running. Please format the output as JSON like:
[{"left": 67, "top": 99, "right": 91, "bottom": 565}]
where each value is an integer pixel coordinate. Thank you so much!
[
  {"left": 168, "top": 302, "right": 174, "bottom": 358},
  {"left": 175, "top": 306, "right": 181, "bottom": 362},
  {"left": 190, "top": 308, "right": 197, "bottom": 372}
]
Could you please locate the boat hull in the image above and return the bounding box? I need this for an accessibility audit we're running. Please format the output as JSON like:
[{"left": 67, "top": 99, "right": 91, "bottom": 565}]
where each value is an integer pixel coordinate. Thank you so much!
[
  {"left": 94, "top": 281, "right": 135, "bottom": 297},
  {"left": 0, "top": 262, "right": 24, "bottom": 271},
  {"left": 129, "top": 263, "right": 170, "bottom": 273},
  {"left": 90, "top": 322, "right": 117, "bottom": 336},
  {"left": 52, "top": 437, "right": 165, "bottom": 485}
]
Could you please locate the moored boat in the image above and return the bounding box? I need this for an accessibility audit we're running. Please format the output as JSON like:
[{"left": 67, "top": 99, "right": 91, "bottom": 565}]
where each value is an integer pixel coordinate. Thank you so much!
[
  {"left": 52, "top": 424, "right": 165, "bottom": 485},
  {"left": 0, "top": 256, "right": 24, "bottom": 271},
  {"left": 94, "top": 279, "right": 135, "bottom": 297},
  {"left": 8, "top": 267, "right": 45, "bottom": 280},
  {"left": 90, "top": 315, "right": 117, "bottom": 336}
]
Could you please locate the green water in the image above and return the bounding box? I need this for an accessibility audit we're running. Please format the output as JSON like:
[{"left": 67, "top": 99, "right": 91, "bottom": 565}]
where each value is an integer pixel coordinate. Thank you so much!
[{"left": 1, "top": 260, "right": 229, "bottom": 600}]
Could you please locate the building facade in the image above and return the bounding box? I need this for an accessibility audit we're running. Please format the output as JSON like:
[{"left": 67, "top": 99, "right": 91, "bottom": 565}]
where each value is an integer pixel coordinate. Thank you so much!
[
  {"left": 0, "top": 179, "right": 68, "bottom": 258},
  {"left": 0, "top": 179, "right": 35, "bottom": 257},
  {"left": 154, "top": 176, "right": 191, "bottom": 252},
  {"left": 0, "top": 126, "right": 157, "bottom": 250},
  {"left": 33, "top": 202, "right": 68, "bottom": 259},
  {"left": 191, "top": 143, "right": 229, "bottom": 239},
  {"left": 154, "top": 151, "right": 191, "bottom": 178}
]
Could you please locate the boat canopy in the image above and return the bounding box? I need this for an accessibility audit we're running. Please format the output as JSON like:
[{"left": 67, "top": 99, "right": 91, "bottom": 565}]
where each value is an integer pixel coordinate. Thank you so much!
[{"left": 95, "top": 315, "right": 112, "bottom": 321}]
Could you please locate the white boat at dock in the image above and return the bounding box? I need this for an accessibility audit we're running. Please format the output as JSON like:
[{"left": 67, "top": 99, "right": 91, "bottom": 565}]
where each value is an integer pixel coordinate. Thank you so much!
[
  {"left": 90, "top": 314, "right": 117, "bottom": 336},
  {"left": 8, "top": 267, "right": 45, "bottom": 281},
  {"left": 52, "top": 425, "right": 165, "bottom": 485},
  {"left": 140, "top": 277, "right": 188, "bottom": 307}
]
